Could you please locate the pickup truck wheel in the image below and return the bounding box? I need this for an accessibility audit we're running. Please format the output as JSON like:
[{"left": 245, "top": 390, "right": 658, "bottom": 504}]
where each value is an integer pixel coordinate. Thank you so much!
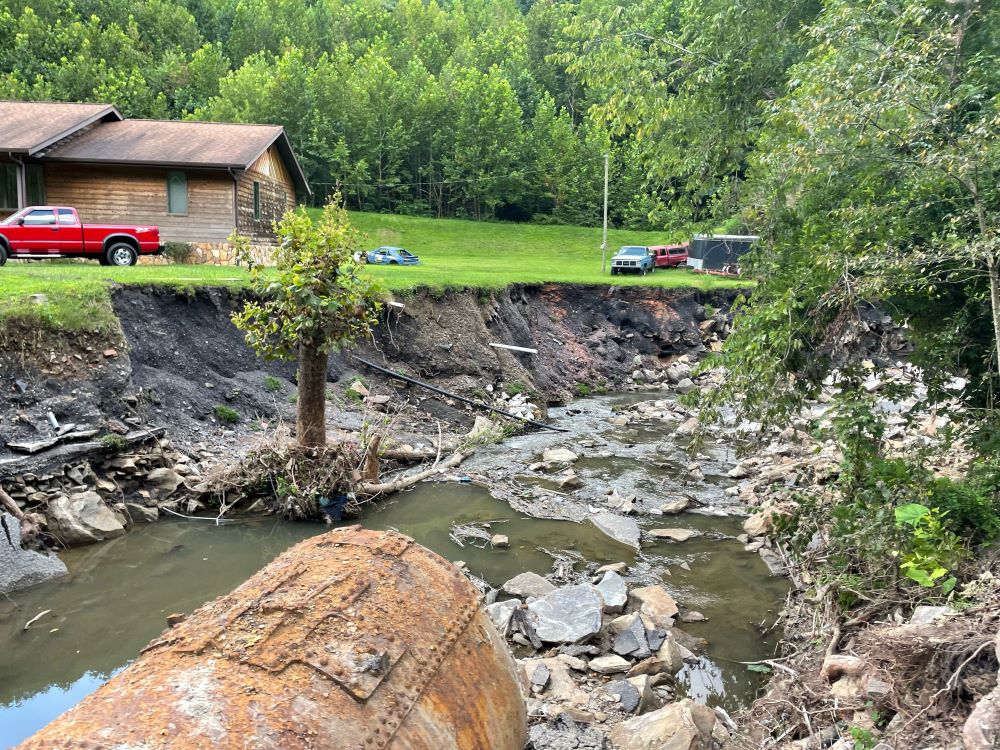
[
  {"left": 0, "top": 245, "right": 7, "bottom": 267},
  {"left": 105, "top": 242, "right": 138, "bottom": 267}
]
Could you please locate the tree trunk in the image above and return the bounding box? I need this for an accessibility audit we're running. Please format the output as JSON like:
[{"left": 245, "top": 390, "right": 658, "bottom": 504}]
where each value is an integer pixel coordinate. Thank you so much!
[
  {"left": 296, "top": 342, "right": 328, "bottom": 447},
  {"left": 988, "top": 255, "right": 1000, "bottom": 385}
]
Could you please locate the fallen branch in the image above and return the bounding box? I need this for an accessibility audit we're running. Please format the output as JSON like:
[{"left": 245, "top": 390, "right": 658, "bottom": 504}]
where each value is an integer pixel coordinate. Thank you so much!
[{"left": 358, "top": 451, "right": 468, "bottom": 496}]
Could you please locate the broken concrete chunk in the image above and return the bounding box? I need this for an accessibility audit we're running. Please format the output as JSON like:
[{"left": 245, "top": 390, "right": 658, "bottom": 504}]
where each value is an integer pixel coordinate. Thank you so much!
[
  {"left": 595, "top": 570, "right": 628, "bottom": 613},
  {"left": 502, "top": 571, "right": 556, "bottom": 599},
  {"left": 590, "top": 512, "right": 641, "bottom": 549},
  {"left": 527, "top": 584, "right": 604, "bottom": 643}
]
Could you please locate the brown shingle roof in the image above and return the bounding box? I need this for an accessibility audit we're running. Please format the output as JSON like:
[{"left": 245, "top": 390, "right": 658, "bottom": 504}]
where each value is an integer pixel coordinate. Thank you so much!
[
  {"left": 43, "top": 118, "right": 311, "bottom": 195},
  {"left": 0, "top": 101, "right": 122, "bottom": 154}
]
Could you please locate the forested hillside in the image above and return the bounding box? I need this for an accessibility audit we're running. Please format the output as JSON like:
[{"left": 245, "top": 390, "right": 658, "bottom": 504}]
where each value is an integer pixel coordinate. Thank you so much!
[{"left": 0, "top": 0, "right": 821, "bottom": 229}]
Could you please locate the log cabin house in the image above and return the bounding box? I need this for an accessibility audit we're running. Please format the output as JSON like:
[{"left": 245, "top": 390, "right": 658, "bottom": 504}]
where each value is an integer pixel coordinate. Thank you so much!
[{"left": 0, "top": 101, "right": 310, "bottom": 263}]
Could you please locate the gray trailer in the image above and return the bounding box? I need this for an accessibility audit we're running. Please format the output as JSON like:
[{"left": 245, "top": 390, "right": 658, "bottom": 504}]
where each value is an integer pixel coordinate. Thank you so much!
[{"left": 688, "top": 234, "right": 759, "bottom": 272}]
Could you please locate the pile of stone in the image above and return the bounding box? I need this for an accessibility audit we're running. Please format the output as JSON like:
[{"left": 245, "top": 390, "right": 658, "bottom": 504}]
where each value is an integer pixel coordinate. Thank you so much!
[
  {"left": 496, "top": 386, "right": 540, "bottom": 422},
  {"left": 482, "top": 567, "right": 726, "bottom": 749},
  {"left": 1, "top": 437, "right": 197, "bottom": 548}
]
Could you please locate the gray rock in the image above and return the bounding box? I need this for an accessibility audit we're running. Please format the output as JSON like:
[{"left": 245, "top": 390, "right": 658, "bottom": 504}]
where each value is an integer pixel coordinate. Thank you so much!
[
  {"left": 629, "top": 585, "right": 679, "bottom": 628},
  {"left": 490, "top": 534, "right": 509, "bottom": 548},
  {"left": 0, "top": 512, "right": 68, "bottom": 593},
  {"left": 658, "top": 498, "right": 690, "bottom": 515},
  {"left": 527, "top": 584, "right": 604, "bottom": 643},
  {"left": 603, "top": 680, "right": 641, "bottom": 713},
  {"left": 486, "top": 599, "right": 519, "bottom": 634},
  {"left": 588, "top": 655, "right": 630, "bottom": 674},
  {"left": 595, "top": 570, "right": 628, "bottom": 613},
  {"left": 125, "top": 502, "right": 159, "bottom": 524},
  {"left": 597, "top": 562, "right": 628, "bottom": 575},
  {"left": 674, "top": 378, "right": 696, "bottom": 394},
  {"left": 613, "top": 614, "right": 651, "bottom": 659},
  {"left": 527, "top": 717, "right": 608, "bottom": 750},
  {"left": 503, "top": 571, "right": 556, "bottom": 599},
  {"left": 530, "top": 663, "right": 551, "bottom": 694},
  {"left": 590, "top": 512, "right": 641, "bottom": 549},
  {"left": 47, "top": 491, "right": 125, "bottom": 545},
  {"left": 645, "top": 627, "right": 667, "bottom": 652}
]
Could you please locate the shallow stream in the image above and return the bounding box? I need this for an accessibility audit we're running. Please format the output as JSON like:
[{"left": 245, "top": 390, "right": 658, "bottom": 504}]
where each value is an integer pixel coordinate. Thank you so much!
[{"left": 0, "top": 393, "right": 788, "bottom": 747}]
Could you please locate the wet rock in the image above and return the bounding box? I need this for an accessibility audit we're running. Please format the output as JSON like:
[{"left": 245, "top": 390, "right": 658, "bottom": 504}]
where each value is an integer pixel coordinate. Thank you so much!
[
  {"left": 680, "top": 611, "right": 707, "bottom": 623},
  {"left": 629, "top": 585, "right": 679, "bottom": 629},
  {"left": 503, "top": 571, "right": 556, "bottom": 599},
  {"left": 658, "top": 498, "right": 690, "bottom": 515},
  {"left": 557, "top": 471, "right": 584, "bottom": 490},
  {"left": 648, "top": 528, "right": 699, "bottom": 542},
  {"left": 591, "top": 512, "right": 641, "bottom": 549},
  {"left": 758, "top": 547, "right": 787, "bottom": 576},
  {"left": 588, "top": 655, "right": 631, "bottom": 674},
  {"left": 602, "top": 679, "right": 641, "bottom": 713},
  {"left": 486, "top": 599, "right": 519, "bottom": 633},
  {"left": 542, "top": 448, "right": 578, "bottom": 464},
  {"left": 608, "top": 698, "right": 716, "bottom": 750},
  {"left": 727, "top": 464, "right": 749, "bottom": 479},
  {"left": 674, "top": 378, "right": 696, "bottom": 394},
  {"left": 47, "top": 491, "right": 125, "bottom": 545},
  {"left": 0, "top": 512, "right": 68, "bottom": 593},
  {"left": 491, "top": 534, "right": 510, "bottom": 549},
  {"left": 527, "top": 584, "right": 604, "bottom": 643},
  {"left": 609, "top": 415, "right": 629, "bottom": 426},
  {"left": 125, "top": 502, "right": 159, "bottom": 524},
  {"left": 595, "top": 570, "right": 628, "bottom": 613}
]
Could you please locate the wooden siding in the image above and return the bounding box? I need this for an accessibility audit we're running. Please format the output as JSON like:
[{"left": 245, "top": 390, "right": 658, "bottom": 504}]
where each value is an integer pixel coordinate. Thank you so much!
[
  {"left": 45, "top": 164, "right": 236, "bottom": 243},
  {"left": 236, "top": 145, "right": 296, "bottom": 244}
]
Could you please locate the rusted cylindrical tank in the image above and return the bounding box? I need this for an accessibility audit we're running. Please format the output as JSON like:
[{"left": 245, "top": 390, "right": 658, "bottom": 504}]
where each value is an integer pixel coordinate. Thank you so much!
[{"left": 16, "top": 526, "right": 527, "bottom": 750}]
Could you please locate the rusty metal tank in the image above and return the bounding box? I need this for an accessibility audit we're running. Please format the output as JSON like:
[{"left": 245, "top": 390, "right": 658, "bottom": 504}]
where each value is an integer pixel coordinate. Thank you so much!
[{"left": 15, "top": 526, "right": 527, "bottom": 750}]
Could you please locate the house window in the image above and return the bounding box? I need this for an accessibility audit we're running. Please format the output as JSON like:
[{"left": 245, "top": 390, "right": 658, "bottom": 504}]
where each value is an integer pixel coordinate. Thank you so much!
[
  {"left": 26, "top": 164, "right": 45, "bottom": 205},
  {"left": 253, "top": 180, "right": 261, "bottom": 221},
  {"left": 167, "top": 170, "right": 188, "bottom": 215},
  {"left": 0, "top": 164, "right": 17, "bottom": 211}
]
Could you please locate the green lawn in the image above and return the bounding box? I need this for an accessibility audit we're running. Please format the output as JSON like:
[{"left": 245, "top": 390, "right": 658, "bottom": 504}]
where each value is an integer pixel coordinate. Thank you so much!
[{"left": 0, "top": 211, "right": 745, "bottom": 333}]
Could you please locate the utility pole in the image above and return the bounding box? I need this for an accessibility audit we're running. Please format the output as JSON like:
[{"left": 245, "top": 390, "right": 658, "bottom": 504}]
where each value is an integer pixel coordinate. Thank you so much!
[{"left": 600, "top": 153, "right": 609, "bottom": 273}]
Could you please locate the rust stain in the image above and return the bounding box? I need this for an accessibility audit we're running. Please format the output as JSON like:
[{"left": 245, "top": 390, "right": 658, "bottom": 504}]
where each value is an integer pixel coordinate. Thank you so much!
[{"left": 15, "top": 527, "right": 527, "bottom": 750}]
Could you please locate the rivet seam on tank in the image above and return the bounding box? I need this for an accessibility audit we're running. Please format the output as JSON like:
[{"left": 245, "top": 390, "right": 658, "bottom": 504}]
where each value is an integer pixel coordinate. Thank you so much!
[{"left": 356, "top": 546, "right": 482, "bottom": 750}]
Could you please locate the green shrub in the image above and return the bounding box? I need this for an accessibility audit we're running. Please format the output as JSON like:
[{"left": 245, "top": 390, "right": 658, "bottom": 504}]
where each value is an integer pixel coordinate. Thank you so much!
[
  {"left": 894, "top": 503, "right": 963, "bottom": 591},
  {"left": 930, "top": 473, "right": 1000, "bottom": 543},
  {"left": 263, "top": 375, "right": 283, "bottom": 393},
  {"left": 100, "top": 434, "right": 127, "bottom": 452},
  {"left": 213, "top": 404, "right": 239, "bottom": 424},
  {"left": 574, "top": 382, "right": 592, "bottom": 397},
  {"left": 163, "top": 241, "right": 194, "bottom": 264},
  {"left": 503, "top": 381, "right": 528, "bottom": 397}
]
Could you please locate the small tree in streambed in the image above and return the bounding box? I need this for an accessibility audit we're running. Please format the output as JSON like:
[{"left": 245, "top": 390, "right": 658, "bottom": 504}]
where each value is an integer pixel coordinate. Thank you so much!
[{"left": 231, "top": 200, "right": 382, "bottom": 447}]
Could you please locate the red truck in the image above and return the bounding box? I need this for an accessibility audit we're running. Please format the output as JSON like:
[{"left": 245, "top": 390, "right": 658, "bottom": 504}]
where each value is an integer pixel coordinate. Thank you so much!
[
  {"left": 0, "top": 206, "right": 162, "bottom": 267},
  {"left": 649, "top": 243, "right": 689, "bottom": 269}
]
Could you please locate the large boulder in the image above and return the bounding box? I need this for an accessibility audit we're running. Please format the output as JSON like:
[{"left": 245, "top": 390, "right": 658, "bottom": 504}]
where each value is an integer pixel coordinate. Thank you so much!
[
  {"left": 527, "top": 584, "right": 604, "bottom": 643},
  {"left": 144, "top": 467, "right": 183, "bottom": 502},
  {"left": 47, "top": 491, "right": 125, "bottom": 545},
  {"left": 0, "top": 512, "right": 68, "bottom": 593},
  {"left": 608, "top": 698, "right": 716, "bottom": 750},
  {"left": 591, "top": 512, "right": 641, "bottom": 549}
]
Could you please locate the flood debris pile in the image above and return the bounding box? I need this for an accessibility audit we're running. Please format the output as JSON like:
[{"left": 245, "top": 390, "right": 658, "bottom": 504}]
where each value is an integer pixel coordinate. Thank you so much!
[{"left": 479, "top": 564, "right": 729, "bottom": 750}]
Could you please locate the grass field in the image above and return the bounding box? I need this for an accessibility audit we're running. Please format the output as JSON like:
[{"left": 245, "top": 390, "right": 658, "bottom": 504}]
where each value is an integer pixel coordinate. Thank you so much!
[{"left": 0, "top": 211, "right": 746, "bottom": 332}]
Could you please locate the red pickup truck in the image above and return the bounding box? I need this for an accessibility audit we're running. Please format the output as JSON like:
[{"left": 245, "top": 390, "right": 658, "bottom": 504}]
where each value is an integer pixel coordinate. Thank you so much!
[
  {"left": 649, "top": 243, "right": 689, "bottom": 268},
  {"left": 0, "top": 206, "right": 162, "bottom": 267}
]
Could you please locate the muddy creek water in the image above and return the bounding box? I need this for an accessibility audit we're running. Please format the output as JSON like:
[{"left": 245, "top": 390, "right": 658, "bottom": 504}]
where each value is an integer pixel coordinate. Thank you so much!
[{"left": 0, "top": 394, "right": 788, "bottom": 747}]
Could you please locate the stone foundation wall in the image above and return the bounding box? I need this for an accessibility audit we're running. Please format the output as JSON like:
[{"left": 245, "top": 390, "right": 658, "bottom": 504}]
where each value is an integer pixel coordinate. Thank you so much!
[{"left": 140, "top": 242, "right": 276, "bottom": 266}]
